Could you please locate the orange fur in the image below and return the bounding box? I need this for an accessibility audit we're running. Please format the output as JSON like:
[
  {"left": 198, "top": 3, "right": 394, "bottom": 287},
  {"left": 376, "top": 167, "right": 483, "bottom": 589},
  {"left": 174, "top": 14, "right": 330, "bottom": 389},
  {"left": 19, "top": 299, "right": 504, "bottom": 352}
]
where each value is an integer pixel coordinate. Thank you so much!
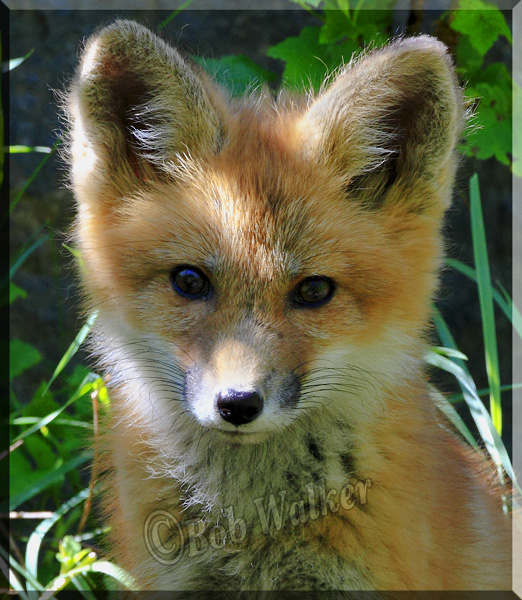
[{"left": 65, "top": 21, "right": 510, "bottom": 591}]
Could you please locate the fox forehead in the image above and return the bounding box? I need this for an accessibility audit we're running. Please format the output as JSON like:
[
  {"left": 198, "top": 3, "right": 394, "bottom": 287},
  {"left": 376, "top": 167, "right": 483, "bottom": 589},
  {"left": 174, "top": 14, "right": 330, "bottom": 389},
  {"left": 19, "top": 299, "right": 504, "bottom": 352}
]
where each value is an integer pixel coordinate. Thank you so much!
[
  {"left": 126, "top": 168, "right": 363, "bottom": 290},
  {"left": 120, "top": 112, "right": 372, "bottom": 282}
]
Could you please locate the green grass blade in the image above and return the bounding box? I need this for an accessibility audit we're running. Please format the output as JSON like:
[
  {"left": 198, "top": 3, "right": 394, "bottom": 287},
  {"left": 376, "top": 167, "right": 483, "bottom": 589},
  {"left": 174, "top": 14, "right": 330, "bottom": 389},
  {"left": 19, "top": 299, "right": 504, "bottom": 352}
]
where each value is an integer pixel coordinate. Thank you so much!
[
  {"left": 508, "top": 304, "right": 522, "bottom": 340},
  {"left": 9, "top": 145, "right": 52, "bottom": 154},
  {"left": 9, "top": 453, "right": 91, "bottom": 511},
  {"left": 431, "top": 346, "right": 468, "bottom": 360},
  {"left": 0, "top": 545, "right": 44, "bottom": 592},
  {"left": 446, "top": 257, "right": 514, "bottom": 327},
  {"left": 469, "top": 174, "right": 502, "bottom": 435},
  {"left": 432, "top": 307, "right": 468, "bottom": 370},
  {"left": 12, "top": 417, "right": 93, "bottom": 429},
  {"left": 7, "top": 138, "right": 60, "bottom": 218},
  {"left": 42, "top": 311, "right": 98, "bottom": 395},
  {"left": 73, "top": 527, "right": 111, "bottom": 543},
  {"left": 12, "top": 371, "right": 99, "bottom": 444},
  {"left": 496, "top": 280, "right": 522, "bottom": 339},
  {"left": 426, "top": 352, "right": 478, "bottom": 448},
  {"left": 9, "top": 232, "right": 50, "bottom": 281},
  {"left": 70, "top": 574, "right": 99, "bottom": 599},
  {"left": 45, "top": 560, "right": 137, "bottom": 593},
  {"left": 25, "top": 487, "right": 93, "bottom": 590},
  {"left": 6, "top": 566, "right": 29, "bottom": 600},
  {"left": 432, "top": 308, "right": 516, "bottom": 490},
  {"left": 62, "top": 243, "right": 81, "bottom": 260},
  {"left": 429, "top": 348, "right": 512, "bottom": 476},
  {"left": 157, "top": 0, "right": 195, "bottom": 29},
  {"left": 4, "top": 48, "right": 34, "bottom": 72},
  {"left": 448, "top": 382, "right": 522, "bottom": 403}
]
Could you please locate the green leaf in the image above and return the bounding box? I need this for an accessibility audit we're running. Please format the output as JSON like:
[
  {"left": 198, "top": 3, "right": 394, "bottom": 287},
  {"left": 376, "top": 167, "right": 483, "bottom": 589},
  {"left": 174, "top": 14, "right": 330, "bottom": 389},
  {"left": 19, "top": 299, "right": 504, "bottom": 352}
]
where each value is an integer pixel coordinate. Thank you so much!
[
  {"left": 455, "top": 33, "right": 483, "bottom": 71},
  {"left": 320, "top": 5, "right": 392, "bottom": 45},
  {"left": 19, "top": 381, "right": 59, "bottom": 418},
  {"left": 9, "top": 450, "right": 36, "bottom": 500},
  {"left": 268, "top": 27, "right": 323, "bottom": 90},
  {"left": 9, "top": 282, "right": 27, "bottom": 304},
  {"left": 451, "top": 0, "right": 512, "bottom": 56},
  {"left": 467, "top": 80, "right": 511, "bottom": 118},
  {"left": 57, "top": 536, "right": 85, "bottom": 570},
  {"left": 462, "top": 109, "right": 511, "bottom": 165},
  {"left": 320, "top": 10, "right": 358, "bottom": 44},
  {"left": 24, "top": 435, "right": 60, "bottom": 472},
  {"left": 9, "top": 452, "right": 91, "bottom": 510},
  {"left": 196, "top": 55, "right": 275, "bottom": 96},
  {"left": 461, "top": 64, "right": 512, "bottom": 165},
  {"left": 473, "top": 62, "right": 512, "bottom": 88},
  {"left": 268, "top": 27, "right": 355, "bottom": 92},
  {"left": 10, "top": 339, "right": 42, "bottom": 381},
  {"left": 65, "top": 365, "right": 93, "bottom": 403},
  {"left": 469, "top": 174, "right": 502, "bottom": 435}
]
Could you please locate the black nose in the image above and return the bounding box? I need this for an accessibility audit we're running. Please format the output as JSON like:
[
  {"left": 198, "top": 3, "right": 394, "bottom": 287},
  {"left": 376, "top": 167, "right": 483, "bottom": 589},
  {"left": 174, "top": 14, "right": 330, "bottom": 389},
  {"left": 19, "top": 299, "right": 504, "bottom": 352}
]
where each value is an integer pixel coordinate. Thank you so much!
[{"left": 216, "top": 390, "right": 264, "bottom": 426}]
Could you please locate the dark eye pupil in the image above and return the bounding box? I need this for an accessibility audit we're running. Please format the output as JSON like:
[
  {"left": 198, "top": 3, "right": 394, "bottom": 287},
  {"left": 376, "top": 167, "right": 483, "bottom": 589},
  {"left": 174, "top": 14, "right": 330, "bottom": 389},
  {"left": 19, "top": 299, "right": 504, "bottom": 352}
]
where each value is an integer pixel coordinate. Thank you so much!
[
  {"left": 171, "top": 267, "right": 209, "bottom": 298},
  {"left": 296, "top": 276, "right": 333, "bottom": 306}
]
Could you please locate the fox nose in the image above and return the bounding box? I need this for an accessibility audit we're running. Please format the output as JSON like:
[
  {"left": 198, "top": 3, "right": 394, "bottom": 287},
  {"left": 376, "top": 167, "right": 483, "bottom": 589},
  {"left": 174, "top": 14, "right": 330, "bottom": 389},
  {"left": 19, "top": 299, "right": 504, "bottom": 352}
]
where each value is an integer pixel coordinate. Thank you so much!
[{"left": 216, "top": 390, "right": 264, "bottom": 426}]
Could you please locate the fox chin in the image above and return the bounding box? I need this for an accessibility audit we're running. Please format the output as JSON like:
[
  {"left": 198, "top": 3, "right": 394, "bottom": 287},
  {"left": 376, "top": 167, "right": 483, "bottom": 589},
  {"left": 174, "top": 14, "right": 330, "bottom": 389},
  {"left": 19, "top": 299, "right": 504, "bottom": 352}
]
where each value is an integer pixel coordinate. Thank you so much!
[{"left": 64, "top": 20, "right": 511, "bottom": 592}]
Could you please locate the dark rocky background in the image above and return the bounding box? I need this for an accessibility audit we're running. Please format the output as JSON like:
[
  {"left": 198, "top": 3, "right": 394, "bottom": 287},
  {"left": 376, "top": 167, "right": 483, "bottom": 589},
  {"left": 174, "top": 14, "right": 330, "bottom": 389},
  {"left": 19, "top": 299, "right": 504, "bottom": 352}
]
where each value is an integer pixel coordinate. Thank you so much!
[{"left": 9, "top": 8, "right": 513, "bottom": 452}]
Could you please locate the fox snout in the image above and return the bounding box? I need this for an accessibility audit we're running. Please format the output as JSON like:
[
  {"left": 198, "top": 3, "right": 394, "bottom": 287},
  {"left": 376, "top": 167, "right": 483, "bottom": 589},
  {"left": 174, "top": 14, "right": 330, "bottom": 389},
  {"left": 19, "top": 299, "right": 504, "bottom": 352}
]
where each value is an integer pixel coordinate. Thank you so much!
[{"left": 185, "top": 338, "right": 301, "bottom": 435}]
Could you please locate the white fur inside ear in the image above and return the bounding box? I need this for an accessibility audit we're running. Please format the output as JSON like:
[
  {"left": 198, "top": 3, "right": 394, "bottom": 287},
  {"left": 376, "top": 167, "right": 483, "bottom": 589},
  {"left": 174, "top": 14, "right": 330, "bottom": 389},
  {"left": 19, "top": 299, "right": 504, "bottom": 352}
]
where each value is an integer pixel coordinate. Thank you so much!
[
  {"left": 69, "top": 111, "right": 100, "bottom": 201},
  {"left": 80, "top": 37, "right": 100, "bottom": 78}
]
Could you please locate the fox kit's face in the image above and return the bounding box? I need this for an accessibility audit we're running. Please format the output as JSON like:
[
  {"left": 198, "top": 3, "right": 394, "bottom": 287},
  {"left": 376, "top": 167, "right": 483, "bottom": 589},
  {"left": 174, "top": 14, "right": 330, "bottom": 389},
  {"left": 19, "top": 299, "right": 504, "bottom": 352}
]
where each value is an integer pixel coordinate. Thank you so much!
[
  {"left": 94, "top": 145, "right": 408, "bottom": 440},
  {"left": 68, "top": 22, "right": 462, "bottom": 443}
]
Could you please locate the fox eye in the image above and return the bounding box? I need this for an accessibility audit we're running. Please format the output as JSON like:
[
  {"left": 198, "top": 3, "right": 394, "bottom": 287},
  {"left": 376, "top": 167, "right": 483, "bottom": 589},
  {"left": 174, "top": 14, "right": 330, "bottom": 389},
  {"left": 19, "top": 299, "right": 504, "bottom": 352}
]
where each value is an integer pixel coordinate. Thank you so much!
[
  {"left": 293, "top": 276, "right": 334, "bottom": 307},
  {"left": 171, "top": 266, "right": 210, "bottom": 299}
]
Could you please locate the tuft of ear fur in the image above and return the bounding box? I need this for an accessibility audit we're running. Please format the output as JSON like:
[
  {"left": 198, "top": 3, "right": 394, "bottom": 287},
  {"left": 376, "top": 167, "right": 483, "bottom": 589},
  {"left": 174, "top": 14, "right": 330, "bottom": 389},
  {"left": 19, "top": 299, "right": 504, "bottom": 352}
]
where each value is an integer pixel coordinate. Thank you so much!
[
  {"left": 299, "top": 36, "right": 465, "bottom": 214},
  {"left": 65, "top": 20, "right": 228, "bottom": 202}
]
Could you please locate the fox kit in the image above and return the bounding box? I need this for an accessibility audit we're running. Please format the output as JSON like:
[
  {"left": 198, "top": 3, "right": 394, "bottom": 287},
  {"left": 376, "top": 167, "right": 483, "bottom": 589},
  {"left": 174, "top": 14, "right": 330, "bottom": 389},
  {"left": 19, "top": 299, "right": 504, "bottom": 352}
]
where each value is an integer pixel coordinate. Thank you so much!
[{"left": 65, "top": 20, "right": 510, "bottom": 591}]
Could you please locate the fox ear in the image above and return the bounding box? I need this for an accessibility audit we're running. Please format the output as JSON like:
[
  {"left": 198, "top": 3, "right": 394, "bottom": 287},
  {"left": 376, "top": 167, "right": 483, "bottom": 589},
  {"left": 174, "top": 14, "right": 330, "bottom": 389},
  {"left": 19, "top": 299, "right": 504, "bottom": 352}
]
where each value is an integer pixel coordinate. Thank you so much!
[
  {"left": 299, "top": 36, "right": 465, "bottom": 214},
  {"left": 66, "top": 20, "right": 227, "bottom": 201}
]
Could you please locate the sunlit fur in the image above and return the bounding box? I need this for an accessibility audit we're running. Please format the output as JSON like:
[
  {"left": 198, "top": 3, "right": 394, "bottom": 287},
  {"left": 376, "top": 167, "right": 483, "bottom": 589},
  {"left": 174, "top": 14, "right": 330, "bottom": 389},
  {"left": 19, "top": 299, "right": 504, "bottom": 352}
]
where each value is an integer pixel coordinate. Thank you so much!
[{"left": 64, "top": 20, "right": 510, "bottom": 591}]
